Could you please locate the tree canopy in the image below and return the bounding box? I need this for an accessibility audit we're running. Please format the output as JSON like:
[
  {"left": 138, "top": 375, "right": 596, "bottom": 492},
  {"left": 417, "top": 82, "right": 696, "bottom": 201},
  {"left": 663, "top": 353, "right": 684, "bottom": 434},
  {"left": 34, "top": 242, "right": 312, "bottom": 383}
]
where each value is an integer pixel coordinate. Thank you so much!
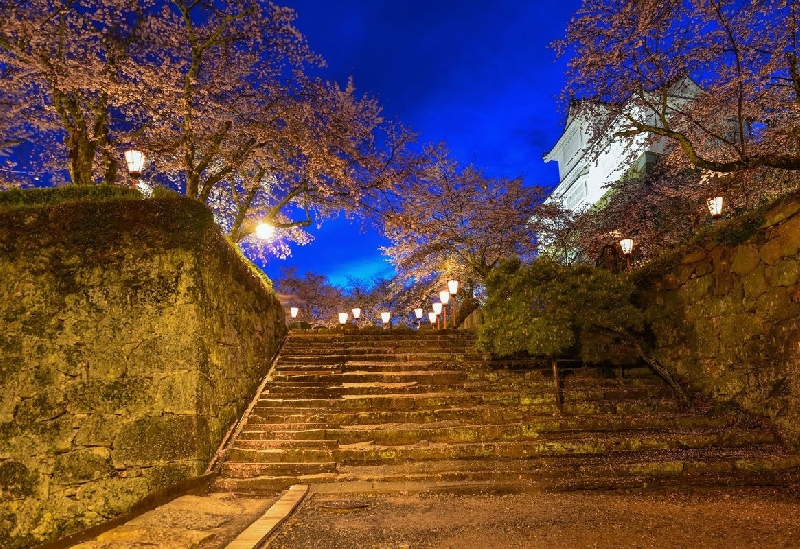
[
  {"left": 0, "top": 0, "right": 419, "bottom": 257},
  {"left": 557, "top": 0, "right": 800, "bottom": 174},
  {"left": 380, "top": 145, "right": 558, "bottom": 296}
]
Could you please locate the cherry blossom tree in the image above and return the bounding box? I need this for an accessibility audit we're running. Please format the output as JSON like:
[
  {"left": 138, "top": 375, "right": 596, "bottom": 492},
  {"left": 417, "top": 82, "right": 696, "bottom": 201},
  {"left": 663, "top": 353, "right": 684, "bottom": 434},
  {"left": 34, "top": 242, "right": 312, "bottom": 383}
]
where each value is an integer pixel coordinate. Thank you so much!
[
  {"left": 556, "top": 0, "right": 800, "bottom": 174},
  {"left": 0, "top": 0, "right": 421, "bottom": 260},
  {"left": 381, "top": 145, "right": 557, "bottom": 294}
]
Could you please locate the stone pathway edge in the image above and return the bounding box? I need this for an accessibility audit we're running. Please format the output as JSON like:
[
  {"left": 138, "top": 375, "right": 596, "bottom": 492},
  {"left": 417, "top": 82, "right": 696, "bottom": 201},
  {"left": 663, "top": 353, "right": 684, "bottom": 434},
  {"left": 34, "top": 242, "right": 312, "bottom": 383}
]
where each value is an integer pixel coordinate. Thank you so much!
[{"left": 224, "top": 484, "right": 309, "bottom": 549}]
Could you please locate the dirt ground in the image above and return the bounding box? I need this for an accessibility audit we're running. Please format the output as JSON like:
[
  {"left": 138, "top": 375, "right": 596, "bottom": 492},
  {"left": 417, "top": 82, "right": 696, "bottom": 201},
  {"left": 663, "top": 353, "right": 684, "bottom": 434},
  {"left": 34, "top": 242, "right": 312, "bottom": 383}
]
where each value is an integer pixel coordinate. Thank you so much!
[{"left": 264, "top": 486, "right": 800, "bottom": 549}]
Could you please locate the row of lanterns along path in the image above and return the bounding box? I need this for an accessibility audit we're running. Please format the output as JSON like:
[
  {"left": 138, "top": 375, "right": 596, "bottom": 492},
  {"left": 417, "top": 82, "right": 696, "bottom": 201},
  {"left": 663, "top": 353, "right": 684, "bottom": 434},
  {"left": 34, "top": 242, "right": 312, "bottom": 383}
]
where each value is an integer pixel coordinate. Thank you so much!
[{"left": 287, "top": 280, "right": 461, "bottom": 329}]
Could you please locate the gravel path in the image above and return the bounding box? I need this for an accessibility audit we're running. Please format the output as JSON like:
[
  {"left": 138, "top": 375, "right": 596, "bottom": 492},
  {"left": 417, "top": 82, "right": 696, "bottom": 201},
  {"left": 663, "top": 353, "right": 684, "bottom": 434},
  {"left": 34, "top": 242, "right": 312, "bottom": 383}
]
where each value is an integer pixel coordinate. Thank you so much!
[{"left": 265, "top": 486, "right": 800, "bottom": 549}]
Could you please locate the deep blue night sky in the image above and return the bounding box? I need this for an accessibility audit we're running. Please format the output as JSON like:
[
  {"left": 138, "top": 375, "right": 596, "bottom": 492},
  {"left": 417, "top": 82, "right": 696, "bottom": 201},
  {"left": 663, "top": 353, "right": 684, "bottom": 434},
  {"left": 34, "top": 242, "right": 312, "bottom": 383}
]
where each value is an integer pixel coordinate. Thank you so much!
[{"left": 263, "top": 0, "right": 583, "bottom": 286}]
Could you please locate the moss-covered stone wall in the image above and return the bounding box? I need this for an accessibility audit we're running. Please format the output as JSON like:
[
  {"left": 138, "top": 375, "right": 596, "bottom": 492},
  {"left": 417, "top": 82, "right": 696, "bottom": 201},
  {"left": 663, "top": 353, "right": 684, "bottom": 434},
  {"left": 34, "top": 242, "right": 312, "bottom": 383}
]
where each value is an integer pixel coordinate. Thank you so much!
[
  {"left": 0, "top": 194, "right": 286, "bottom": 548},
  {"left": 639, "top": 199, "right": 800, "bottom": 449}
]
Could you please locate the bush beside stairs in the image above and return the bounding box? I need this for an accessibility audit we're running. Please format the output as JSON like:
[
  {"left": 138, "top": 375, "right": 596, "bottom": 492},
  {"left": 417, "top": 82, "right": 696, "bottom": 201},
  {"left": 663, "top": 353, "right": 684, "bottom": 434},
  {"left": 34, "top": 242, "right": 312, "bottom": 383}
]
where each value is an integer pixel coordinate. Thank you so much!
[{"left": 214, "top": 332, "right": 800, "bottom": 494}]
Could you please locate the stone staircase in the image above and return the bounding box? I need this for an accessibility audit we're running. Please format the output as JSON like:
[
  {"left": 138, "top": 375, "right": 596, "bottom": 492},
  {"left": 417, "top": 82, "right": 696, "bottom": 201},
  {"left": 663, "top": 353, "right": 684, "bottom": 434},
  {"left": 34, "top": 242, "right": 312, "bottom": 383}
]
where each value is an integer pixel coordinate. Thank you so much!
[{"left": 215, "top": 332, "right": 800, "bottom": 494}]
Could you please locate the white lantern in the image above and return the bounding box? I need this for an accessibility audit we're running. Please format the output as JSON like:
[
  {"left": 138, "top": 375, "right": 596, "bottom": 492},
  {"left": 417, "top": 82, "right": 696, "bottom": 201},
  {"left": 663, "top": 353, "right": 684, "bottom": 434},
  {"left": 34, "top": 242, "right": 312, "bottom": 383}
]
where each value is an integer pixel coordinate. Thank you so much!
[
  {"left": 338, "top": 312, "right": 349, "bottom": 325},
  {"left": 432, "top": 302, "right": 443, "bottom": 315},
  {"left": 381, "top": 311, "right": 391, "bottom": 325},
  {"left": 447, "top": 279, "right": 459, "bottom": 295},
  {"left": 124, "top": 149, "right": 145, "bottom": 177},
  {"left": 619, "top": 238, "right": 634, "bottom": 256},
  {"left": 428, "top": 312, "right": 438, "bottom": 324},
  {"left": 290, "top": 307, "right": 299, "bottom": 319},
  {"left": 439, "top": 290, "right": 451, "bottom": 305},
  {"left": 352, "top": 307, "right": 361, "bottom": 320},
  {"left": 707, "top": 196, "right": 724, "bottom": 219},
  {"left": 414, "top": 308, "right": 423, "bottom": 319}
]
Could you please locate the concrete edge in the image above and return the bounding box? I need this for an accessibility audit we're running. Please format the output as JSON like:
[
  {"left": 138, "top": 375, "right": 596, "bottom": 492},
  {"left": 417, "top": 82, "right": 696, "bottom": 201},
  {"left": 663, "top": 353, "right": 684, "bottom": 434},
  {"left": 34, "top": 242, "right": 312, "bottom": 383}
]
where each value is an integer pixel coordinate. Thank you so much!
[
  {"left": 33, "top": 472, "right": 219, "bottom": 549},
  {"left": 224, "top": 484, "right": 309, "bottom": 549}
]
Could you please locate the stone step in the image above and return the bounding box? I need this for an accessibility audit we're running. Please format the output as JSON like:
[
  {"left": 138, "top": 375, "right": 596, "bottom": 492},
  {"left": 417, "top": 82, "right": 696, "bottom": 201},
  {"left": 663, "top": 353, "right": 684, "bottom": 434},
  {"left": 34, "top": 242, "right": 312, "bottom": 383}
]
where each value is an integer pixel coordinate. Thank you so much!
[
  {"left": 279, "top": 343, "right": 478, "bottom": 354},
  {"left": 267, "top": 369, "right": 666, "bottom": 387},
  {"left": 221, "top": 461, "right": 337, "bottom": 478},
  {"left": 216, "top": 449, "right": 800, "bottom": 494},
  {"left": 236, "top": 414, "right": 733, "bottom": 441},
  {"left": 227, "top": 428, "right": 776, "bottom": 465},
  {"left": 236, "top": 416, "right": 741, "bottom": 444},
  {"left": 234, "top": 424, "right": 773, "bottom": 449},
  {"left": 252, "top": 386, "right": 677, "bottom": 412},
  {"left": 276, "top": 353, "right": 473, "bottom": 366},
  {"left": 247, "top": 398, "right": 685, "bottom": 425}
]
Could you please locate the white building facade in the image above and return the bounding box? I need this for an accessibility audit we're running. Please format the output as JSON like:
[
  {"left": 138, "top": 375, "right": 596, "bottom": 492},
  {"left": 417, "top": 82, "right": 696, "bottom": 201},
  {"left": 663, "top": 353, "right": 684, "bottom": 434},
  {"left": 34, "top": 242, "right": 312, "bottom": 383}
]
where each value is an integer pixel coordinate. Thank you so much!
[{"left": 545, "top": 79, "right": 699, "bottom": 212}]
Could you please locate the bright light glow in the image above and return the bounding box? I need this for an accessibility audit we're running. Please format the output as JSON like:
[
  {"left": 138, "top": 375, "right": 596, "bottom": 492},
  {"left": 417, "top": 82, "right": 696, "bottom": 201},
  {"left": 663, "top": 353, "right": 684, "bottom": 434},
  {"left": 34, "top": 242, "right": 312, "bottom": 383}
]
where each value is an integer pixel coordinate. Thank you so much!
[
  {"left": 255, "top": 222, "right": 275, "bottom": 240},
  {"left": 447, "top": 280, "right": 459, "bottom": 295},
  {"left": 414, "top": 308, "right": 423, "bottom": 319},
  {"left": 352, "top": 307, "right": 361, "bottom": 319},
  {"left": 381, "top": 311, "right": 391, "bottom": 324},
  {"left": 707, "top": 196, "right": 724, "bottom": 218},
  {"left": 439, "top": 290, "right": 451, "bottom": 305},
  {"left": 338, "top": 312, "right": 349, "bottom": 325},
  {"left": 124, "top": 149, "right": 145, "bottom": 176},
  {"left": 428, "top": 312, "right": 437, "bottom": 323},
  {"left": 290, "top": 307, "right": 298, "bottom": 319},
  {"left": 432, "top": 302, "right": 443, "bottom": 315},
  {"left": 619, "top": 238, "right": 634, "bottom": 255}
]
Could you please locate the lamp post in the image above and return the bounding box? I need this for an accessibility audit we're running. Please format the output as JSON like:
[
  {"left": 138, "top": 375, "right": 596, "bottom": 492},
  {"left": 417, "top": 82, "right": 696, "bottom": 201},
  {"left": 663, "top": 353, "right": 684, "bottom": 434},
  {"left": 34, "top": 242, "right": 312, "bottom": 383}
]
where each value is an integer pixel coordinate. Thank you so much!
[
  {"left": 428, "top": 311, "right": 438, "bottom": 328},
  {"left": 619, "top": 238, "right": 634, "bottom": 273},
  {"left": 351, "top": 307, "right": 361, "bottom": 327},
  {"left": 432, "top": 302, "right": 443, "bottom": 330},
  {"left": 414, "top": 308, "right": 424, "bottom": 329},
  {"left": 707, "top": 196, "right": 724, "bottom": 226},
  {"left": 124, "top": 149, "right": 145, "bottom": 188},
  {"left": 439, "top": 290, "right": 451, "bottom": 329},
  {"left": 447, "top": 279, "right": 459, "bottom": 328},
  {"left": 381, "top": 311, "right": 392, "bottom": 330}
]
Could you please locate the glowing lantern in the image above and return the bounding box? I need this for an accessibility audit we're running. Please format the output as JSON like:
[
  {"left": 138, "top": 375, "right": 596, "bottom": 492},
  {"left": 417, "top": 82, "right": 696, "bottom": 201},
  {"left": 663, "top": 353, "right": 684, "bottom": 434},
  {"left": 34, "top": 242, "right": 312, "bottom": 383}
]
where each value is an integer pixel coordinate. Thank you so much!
[
  {"left": 255, "top": 222, "right": 275, "bottom": 240},
  {"left": 707, "top": 196, "right": 724, "bottom": 220},
  {"left": 619, "top": 238, "right": 634, "bottom": 256}
]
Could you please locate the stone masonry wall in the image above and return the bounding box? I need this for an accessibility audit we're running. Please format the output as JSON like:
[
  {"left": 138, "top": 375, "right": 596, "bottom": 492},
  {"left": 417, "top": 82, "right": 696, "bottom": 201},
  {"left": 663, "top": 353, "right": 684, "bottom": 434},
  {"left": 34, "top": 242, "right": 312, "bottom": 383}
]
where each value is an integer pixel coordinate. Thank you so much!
[
  {"left": 639, "top": 199, "right": 800, "bottom": 449},
  {"left": 0, "top": 196, "right": 286, "bottom": 548}
]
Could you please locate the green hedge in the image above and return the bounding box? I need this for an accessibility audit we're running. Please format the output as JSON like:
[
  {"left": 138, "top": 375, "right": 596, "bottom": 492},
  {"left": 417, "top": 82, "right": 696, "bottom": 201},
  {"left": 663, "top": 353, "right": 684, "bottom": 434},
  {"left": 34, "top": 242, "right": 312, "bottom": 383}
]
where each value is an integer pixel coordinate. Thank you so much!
[{"left": 0, "top": 185, "right": 143, "bottom": 210}]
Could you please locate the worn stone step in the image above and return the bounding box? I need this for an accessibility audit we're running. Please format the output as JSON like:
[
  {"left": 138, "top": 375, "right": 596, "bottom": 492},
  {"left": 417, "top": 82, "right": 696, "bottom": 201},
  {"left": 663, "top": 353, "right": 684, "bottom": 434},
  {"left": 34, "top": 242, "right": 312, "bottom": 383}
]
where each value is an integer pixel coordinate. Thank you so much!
[
  {"left": 252, "top": 385, "right": 676, "bottom": 412},
  {"left": 246, "top": 398, "right": 685, "bottom": 425},
  {"left": 277, "top": 353, "right": 473, "bottom": 366},
  {"left": 216, "top": 450, "right": 800, "bottom": 494},
  {"left": 221, "top": 461, "right": 337, "bottom": 478},
  {"left": 234, "top": 424, "right": 773, "bottom": 450},
  {"left": 282, "top": 421, "right": 754, "bottom": 447},
  {"left": 228, "top": 447, "right": 335, "bottom": 463},
  {"left": 265, "top": 370, "right": 666, "bottom": 390},
  {"left": 237, "top": 414, "right": 733, "bottom": 442},
  {"left": 231, "top": 438, "right": 338, "bottom": 450},
  {"left": 226, "top": 428, "right": 776, "bottom": 466}
]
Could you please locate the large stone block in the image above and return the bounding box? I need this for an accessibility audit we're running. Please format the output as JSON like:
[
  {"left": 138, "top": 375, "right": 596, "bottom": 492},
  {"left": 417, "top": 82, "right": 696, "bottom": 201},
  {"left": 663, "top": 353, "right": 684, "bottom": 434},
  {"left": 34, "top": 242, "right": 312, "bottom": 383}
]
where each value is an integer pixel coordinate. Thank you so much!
[
  {"left": 66, "top": 378, "right": 155, "bottom": 415},
  {"left": 52, "top": 448, "right": 114, "bottom": 485},
  {"left": 771, "top": 259, "right": 800, "bottom": 287},
  {"left": 730, "top": 244, "right": 760, "bottom": 275},
  {"left": 76, "top": 477, "right": 150, "bottom": 516},
  {"left": 113, "top": 415, "right": 210, "bottom": 466}
]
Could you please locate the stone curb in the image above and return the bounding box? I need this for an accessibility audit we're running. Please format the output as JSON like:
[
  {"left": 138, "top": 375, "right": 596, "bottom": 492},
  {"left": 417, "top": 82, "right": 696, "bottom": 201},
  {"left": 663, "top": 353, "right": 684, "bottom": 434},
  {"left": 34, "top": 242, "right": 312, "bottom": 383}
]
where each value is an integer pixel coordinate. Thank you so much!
[{"left": 224, "top": 484, "right": 309, "bottom": 549}]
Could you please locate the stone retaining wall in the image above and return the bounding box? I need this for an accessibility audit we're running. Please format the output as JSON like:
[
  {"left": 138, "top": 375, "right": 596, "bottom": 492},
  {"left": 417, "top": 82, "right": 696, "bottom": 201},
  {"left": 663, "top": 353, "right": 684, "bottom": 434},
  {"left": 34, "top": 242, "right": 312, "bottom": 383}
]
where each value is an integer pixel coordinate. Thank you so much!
[
  {"left": 0, "top": 196, "right": 286, "bottom": 547},
  {"left": 639, "top": 199, "right": 800, "bottom": 449}
]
